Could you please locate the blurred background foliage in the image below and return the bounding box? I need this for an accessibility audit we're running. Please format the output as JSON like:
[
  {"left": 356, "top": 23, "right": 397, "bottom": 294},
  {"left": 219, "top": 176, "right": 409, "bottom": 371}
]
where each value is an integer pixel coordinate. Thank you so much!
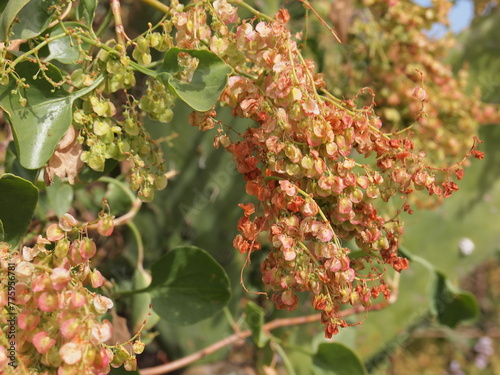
[
  {"left": 2, "top": 0, "right": 499, "bottom": 374},
  {"left": 93, "top": 1, "right": 500, "bottom": 374}
]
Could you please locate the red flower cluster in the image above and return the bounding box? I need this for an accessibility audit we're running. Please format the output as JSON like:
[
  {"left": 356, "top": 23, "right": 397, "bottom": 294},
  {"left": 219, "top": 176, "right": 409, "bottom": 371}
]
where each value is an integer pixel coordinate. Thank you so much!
[{"left": 215, "top": 8, "right": 468, "bottom": 337}]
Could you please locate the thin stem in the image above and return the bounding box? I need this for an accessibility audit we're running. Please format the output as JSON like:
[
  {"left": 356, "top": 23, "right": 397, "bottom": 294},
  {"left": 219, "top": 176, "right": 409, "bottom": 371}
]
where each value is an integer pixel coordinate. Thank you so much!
[
  {"left": 298, "top": 241, "right": 320, "bottom": 267},
  {"left": 98, "top": 176, "right": 136, "bottom": 204},
  {"left": 127, "top": 221, "right": 145, "bottom": 271},
  {"left": 272, "top": 342, "right": 297, "bottom": 375},
  {"left": 139, "top": 301, "right": 392, "bottom": 375},
  {"left": 230, "top": 0, "right": 274, "bottom": 22},
  {"left": 110, "top": 0, "right": 127, "bottom": 44},
  {"left": 139, "top": 0, "right": 170, "bottom": 13},
  {"left": 10, "top": 33, "right": 67, "bottom": 67},
  {"left": 223, "top": 306, "right": 239, "bottom": 333},
  {"left": 86, "top": 177, "right": 142, "bottom": 230},
  {"left": 96, "top": 8, "right": 114, "bottom": 37}
]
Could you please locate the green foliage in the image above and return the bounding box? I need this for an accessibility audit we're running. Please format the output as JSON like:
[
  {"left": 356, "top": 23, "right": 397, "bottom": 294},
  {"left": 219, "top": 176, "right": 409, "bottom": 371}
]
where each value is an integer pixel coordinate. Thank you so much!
[
  {"left": 0, "top": 61, "right": 103, "bottom": 169},
  {"left": 431, "top": 271, "right": 479, "bottom": 328},
  {"left": 157, "top": 48, "right": 232, "bottom": 112},
  {"left": 77, "top": 0, "right": 98, "bottom": 26},
  {"left": 0, "top": 173, "right": 38, "bottom": 246},
  {"left": 0, "top": 0, "right": 31, "bottom": 41},
  {"left": 10, "top": 0, "right": 58, "bottom": 40},
  {"left": 0, "top": 0, "right": 498, "bottom": 373},
  {"left": 313, "top": 343, "right": 368, "bottom": 375},
  {"left": 46, "top": 176, "right": 74, "bottom": 218},
  {"left": 46, "top": 23, "right": 91, "bottom": 64},
  {"left": 4, "top": 142, "right": 39, "bottom": 182},
  {"left": 138, "top": 246, "right": 231, "bottom": 325}
]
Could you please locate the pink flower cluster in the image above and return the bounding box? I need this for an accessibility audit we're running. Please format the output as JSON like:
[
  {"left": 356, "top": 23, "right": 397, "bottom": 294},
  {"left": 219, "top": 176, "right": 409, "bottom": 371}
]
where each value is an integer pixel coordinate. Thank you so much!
[{"left": 0, "top": 214, "right": 137, "bottom": 374}]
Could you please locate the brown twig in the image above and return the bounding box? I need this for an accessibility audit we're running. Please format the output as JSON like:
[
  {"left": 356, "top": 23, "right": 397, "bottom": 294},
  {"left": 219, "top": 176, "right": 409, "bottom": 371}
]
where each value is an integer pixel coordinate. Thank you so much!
[{"left": 139, "top": 299, "right": 393, "bottom": 374}]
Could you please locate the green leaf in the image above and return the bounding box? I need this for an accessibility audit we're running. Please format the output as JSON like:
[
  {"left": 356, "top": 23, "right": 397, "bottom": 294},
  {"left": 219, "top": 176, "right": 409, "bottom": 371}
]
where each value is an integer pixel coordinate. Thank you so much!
[
  {"left": 313, "top": 343, "right": 368, "bottom": 375},
  {"left": 143, "top": 246, "right": 231, "bottom": 325},
  {"left": 0, "top": 173, "right": 38, "bottom": 247},
  {"left": 244, "top": 301, "right": 269, "bottom": 348},
  {"left": 0, "top": 220, "right": 4, "bottom": 241},
  {"left": 0, "top": 61, "right": 104, "bottom": 169},
  {"left": 10, "top": 0, "right": 57, "bottom": 40},
  {"left": 46, "top": 176, "right": 73, "bottom": 217},
  {"left": 131, "top": 267, "right": 160, "bottom": 332},
  {"left": 157, "top": 48, "right": 232, "bottom": 112},
  {"left": 0, "top": 0, "right": 31, "bottom": 41},
  {"left": 430, "top": 271, "right": 479, "bottom": 328},
  {"left": 0, "top": 61, "right": 71, "bottom": 169},
  {"left": 77, "top": 0, "right": 98, "bottom": 26},
  {"left": 5, "top": 142, "right": 39, "bottom": 183},
  {"left": 46, "top": 23, "right": 91, "bottom": 64}
]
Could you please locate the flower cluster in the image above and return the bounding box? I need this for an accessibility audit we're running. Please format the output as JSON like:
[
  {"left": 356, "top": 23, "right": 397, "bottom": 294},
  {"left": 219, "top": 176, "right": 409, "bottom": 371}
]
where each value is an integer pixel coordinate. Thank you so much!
[
  {"left": 205, "top": 4, "right": 482, "bottom": 336},
  {"left": 313, "top": 0, "right": 499, "bottom": 209},
  {"left": 0, "top": 214, "right": 140, "bottom": 374}
]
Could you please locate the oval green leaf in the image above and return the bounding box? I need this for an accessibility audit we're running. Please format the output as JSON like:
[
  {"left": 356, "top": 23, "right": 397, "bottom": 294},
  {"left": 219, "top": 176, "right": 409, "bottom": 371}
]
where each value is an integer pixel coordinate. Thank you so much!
[
  {"left": 5, "top": 142, "right": 39, "bottom": 183},
  {"left": 46, "top": 23, "right": 91, "bottom": 64},
  {"left": 0, "top": 0, "right": 31, "bottom": 41},
  {"left": 313, "top": 343, "right": 368, "bottom": 375},
  {"left": 0, "top": 61, "right": 104, "bottom": 169},
  {"left": 158, "top": 48, "right": 232, "bottom": 112},
  {"left": 131, "top": 267, "right": 160, "bottom": 332},
  {"left": 144, "top": 246, "right": 231, "bottom": 325},
  {"left": 0, "top": 173, "right": 39, "bottom": 247},
  {"left": 46, "top": 176, "right": 74, "bottom": 218},
  {"left": 10, "top": 0, "right": 57, "bottom": 40},
  {"left": 431, "top": 271, "right": 479, "bottom": 328},
  {"left": 77, "top": 0, "right": 98, "bottom": 26},
  {"left": 0, "top": 61, "right": 72, "bottom": 169}
]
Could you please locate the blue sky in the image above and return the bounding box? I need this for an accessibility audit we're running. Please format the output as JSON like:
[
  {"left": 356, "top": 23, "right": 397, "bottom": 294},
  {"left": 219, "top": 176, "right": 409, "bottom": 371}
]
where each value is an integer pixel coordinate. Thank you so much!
[{"left": 414, "top": 0, "right": 474, "bottom": 35}]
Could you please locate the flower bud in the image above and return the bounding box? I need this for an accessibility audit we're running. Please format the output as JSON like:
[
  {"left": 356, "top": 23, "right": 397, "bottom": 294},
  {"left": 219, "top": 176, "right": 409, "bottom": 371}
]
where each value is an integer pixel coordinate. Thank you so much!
[
  {"left": 61, "top": 319, "right": 80, "bottom": 340},
  {"left": 110, "top": 346, "right": 129, "bottom": 368},
  {"left": 90, "top": 269, "right": 105, "bottom": 288},
  {"left": 59, "top": 214, "right": 78, "bottom": 232},
  {"left": 93, "top": 295, "right": 114, "bottom": 314},
  {"left": 46, "top": 223, "right": 65, "bottom": 241},
  {"left": 32, "top": 331, "right": 56, "bottom": 354},
  {"left": 132, "top": 341, "right": 145, "bottom": 355},
  {"left": 124, "top": 356, "right": 137, "bottom": 371},
  {"left": 18, "top": 312, "right": 40, "bottom": 331},
  {"left": 38, "top": 292, "right": 58, "bottom": 312},
  {"left": 97, "top": 215, "right": 114, "bottom": 237},
  {"left": 91, "top": 320, "right": 112, "bottom": 343},
  {"left": 79, "top": 237, "right": 97, "bottom": 261},
  {"left": 59, "top": 342, "right": 82, "bottom": 365},
  {"left": 55, "top": 238, "right": 70, "bottom": 258}
]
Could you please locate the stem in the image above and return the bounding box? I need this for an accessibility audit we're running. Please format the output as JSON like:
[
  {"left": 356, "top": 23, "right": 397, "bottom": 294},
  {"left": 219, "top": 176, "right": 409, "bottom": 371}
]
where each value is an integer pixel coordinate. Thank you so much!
[
  {"left": 98, "top": 176, "right": 136, "bottom": 204},
  {"left": 230, "top": 0, "right": 274, "bottom": 22},
  {"left": 139, "top": 0, "right": 170, "bottom": 13},
  {"left": 298, "top": 241, "right": 320, "bottom": 267},
  {"left": 127, "top": 221, "right": 145, "bottom": 271},
  {"left": 110, "top": 0, "right": 127, "bottom": 44},
  {"left": 86, "top": 177, "right": 142, "bottom": 230},
  {"left": 272, "top": 342, "right": 297, "bottom": 375},
  {"left": 10, "top": 33, "right": 67, "bottom": 67},
  {"left": 139, "top": 302, "right": 392, "bottom": 374},
  {"left": 96, "top": 8, "right": 114, "bottom": 37},
  {"left": 223, "top": 306, "right": 239, "bottom": 333}
]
